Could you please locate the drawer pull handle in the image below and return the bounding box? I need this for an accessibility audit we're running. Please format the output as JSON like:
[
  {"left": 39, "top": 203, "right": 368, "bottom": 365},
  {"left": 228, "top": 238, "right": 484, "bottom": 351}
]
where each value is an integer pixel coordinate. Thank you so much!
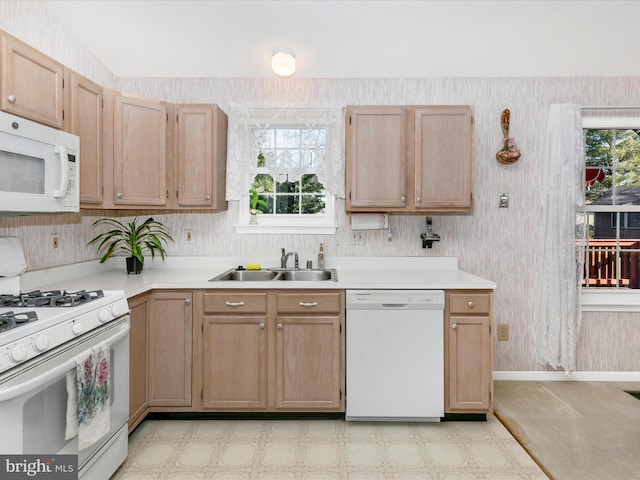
[
  {"left": 452, "top": 323, "right": 458, "bottom": 330},
  {"left": 185, "top": 298, "right": 191, "bottom": 305},
  {"left": 299, "top": 302, "right": 318, "bottom": 307},
  {"left": 225, "top": 301, "right": 245, "bottom": 307},
  {"left": 467, "top": 301, "right": 475, "bottom": 308},
  {"left": 205, "top": 194, "right": 210, "bottom": 200},
  {"left": 259, "top": 323, "right": 265, "bottom": 329},
  {"left": 277, "top": 323, "right": 283, "bottom": 329},
  {"left": 8, "top": 94, "right": 16, "bottom": 104}
]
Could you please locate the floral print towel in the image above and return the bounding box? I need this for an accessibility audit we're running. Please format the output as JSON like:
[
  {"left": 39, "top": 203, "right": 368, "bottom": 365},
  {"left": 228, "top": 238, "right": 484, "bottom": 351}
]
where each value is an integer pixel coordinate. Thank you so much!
[{"left": 65, "top": 341, "right": 110, "bottom": 450}]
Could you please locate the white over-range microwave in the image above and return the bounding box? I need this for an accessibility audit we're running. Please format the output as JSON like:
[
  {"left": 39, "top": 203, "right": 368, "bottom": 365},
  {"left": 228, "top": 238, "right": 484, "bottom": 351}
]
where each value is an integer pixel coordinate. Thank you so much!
[{"left": 0, "top": 110, "right": 80, "bottom": 215}]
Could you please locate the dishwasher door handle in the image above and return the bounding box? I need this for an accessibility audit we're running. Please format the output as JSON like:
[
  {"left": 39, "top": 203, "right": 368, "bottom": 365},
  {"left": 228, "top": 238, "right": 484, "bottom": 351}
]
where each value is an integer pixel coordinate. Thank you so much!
[{"left": 381, "top": 303, "right": 410, "bottom": 309}]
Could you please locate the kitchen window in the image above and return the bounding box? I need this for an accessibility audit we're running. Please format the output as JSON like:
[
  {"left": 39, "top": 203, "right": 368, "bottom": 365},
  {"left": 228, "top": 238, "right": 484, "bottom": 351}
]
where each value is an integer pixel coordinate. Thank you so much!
[
  {"left": 581, "top": 113, "right": 640, "bottom": 310},
  {"left": 227, "top": 107, "right": 344, "bottom": 234}
]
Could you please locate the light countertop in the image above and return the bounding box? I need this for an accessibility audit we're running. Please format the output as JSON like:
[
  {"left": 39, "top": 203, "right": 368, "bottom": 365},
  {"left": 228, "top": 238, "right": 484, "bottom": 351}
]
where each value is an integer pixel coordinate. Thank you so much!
[{"left": 21, "top": 256, "right": 496, "bottom": 298}]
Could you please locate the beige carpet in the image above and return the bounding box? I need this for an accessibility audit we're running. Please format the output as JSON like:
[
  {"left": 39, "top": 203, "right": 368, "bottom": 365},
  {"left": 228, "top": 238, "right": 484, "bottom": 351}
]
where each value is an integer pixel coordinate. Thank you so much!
[{"left": 494, "top": 380, "right": 640, "bottom": 480}]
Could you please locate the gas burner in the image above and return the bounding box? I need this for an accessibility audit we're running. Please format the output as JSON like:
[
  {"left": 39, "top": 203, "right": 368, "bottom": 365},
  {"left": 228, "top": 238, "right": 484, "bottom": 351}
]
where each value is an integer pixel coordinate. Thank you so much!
[
  {"left": 0, "top": 290, "right": 104, "bottom": 308},
  {"left": 0, "top": 310, "right": 38, "bottom": 333}
]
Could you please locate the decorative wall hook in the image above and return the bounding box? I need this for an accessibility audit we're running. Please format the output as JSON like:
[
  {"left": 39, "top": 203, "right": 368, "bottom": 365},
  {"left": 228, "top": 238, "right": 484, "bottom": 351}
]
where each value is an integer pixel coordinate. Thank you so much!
[{"left": 496, "top": 108, "right": 522, "bottom": 164}]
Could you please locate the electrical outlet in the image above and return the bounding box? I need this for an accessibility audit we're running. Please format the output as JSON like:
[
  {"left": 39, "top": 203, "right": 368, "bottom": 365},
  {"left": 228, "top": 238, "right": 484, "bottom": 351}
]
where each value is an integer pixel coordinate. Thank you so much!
[
  {"left": 185, "top": 229, "right": 193, "bottom": 242},
  {"left": 51, "top": 234, "right": 60, "bottom": 253},
  {"left": 497, "top": 323, "right": 509, "bottom": 341},
  {"left": 350, "top": 231, "right": 366, "bottom": 246}
]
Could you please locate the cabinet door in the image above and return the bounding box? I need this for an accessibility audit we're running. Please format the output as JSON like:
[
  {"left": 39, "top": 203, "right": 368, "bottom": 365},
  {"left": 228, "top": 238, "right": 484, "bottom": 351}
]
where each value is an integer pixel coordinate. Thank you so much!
[
  {"left": 68, "top": 72, "right": 103, "bottom": 206},
  {"left": 414, "top": 106, "right": 474, "bottom": 212},
  {"left": 127, "top": 294, "right": 149, "bottom": 432},
  {"left": 274, "top": 315, "right": 342, "bottom": 410},
  {"left": 0, "top": 35, "right": 64, "bottom": 128},
  {"left": 113, "top": 95, "right": 167, "bottom": 206},
  {"left": 447, "top": 314, "right": 491, "bottom": 411},
  {"left": 202, "top": 315, "right": 267, "bottom": 409},
  {"left": 148, "top": 291, "right": 192, "bottom": 406},
  {"left": 346, "top": 106, "right": 408, "bottom": 210}
]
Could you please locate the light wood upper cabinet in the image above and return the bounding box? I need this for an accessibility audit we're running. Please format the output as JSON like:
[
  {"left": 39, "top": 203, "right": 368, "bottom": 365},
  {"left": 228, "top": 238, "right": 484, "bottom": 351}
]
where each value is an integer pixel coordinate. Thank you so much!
[
  {"left": 66, "top": 71, "right": 103, "bottom": 206},
  {"left": 106, "top": 93, "right": 167, "bottom": 208},
  {"left": 0, "top": 34, "right": 64, "bottom": 128},
  {"left": 167, "top": 104, "right": 227, "bottom": 210},
  {"left": 346, "top": 106, "right": 408, "bottom": 209},
  {"left": 414, "top": 106, "right": 474, "bottom": 211},
  {"left": 346, "top": 105, "right": 474, "bottom": 213},
  {"left": 148, "top": 291, "right": 192, "bottom": 407},
  {"left": 445, "top": 290, "right": 493, "bottom": 413}
]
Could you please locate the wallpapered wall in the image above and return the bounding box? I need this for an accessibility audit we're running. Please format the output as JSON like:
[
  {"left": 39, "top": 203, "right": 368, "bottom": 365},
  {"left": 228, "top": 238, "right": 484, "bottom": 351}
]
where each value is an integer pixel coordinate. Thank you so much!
[{"left": 1, "top": 1, "right": 639, "bottom": 373}]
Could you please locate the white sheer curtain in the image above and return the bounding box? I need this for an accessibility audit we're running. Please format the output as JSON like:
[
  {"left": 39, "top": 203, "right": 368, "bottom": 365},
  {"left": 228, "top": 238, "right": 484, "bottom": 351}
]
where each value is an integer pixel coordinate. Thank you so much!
[
  {"left": 535, "top": 104, "right": 586, "bottom": 373},
  {"left": 226, "top": 106, "right": 345, "bottom": 201}
]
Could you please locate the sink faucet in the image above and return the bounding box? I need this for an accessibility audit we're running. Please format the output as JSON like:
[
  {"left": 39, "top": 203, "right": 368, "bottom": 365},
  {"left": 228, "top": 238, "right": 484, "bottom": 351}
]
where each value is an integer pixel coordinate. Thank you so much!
[{"left": 280, "top": 248, "right": 299, "bottom": 269}]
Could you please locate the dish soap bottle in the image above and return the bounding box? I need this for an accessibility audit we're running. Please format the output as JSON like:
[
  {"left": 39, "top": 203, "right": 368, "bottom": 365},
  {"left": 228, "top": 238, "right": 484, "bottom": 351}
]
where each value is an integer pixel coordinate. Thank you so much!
[{"left": 317, "top": 243, "right": 325, "bottom": 270}]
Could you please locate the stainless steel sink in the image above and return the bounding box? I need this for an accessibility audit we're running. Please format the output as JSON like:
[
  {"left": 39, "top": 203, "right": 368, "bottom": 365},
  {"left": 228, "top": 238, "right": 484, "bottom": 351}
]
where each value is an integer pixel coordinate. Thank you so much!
[
  {"left": 276, "top": 269, "right": 337, "bottom": 281},
  {"left": 210, "top": 268, "right": 337, "bottom": 282},
  {"left": 209, "top": 269, "right": 279, "bottom": 281}
]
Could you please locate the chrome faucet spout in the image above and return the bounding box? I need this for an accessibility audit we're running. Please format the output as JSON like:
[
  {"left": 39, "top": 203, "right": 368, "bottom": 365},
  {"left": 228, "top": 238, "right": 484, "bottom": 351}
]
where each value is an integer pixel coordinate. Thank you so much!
[
  {"left": 282, "top": 250, "right": 299, "bottom": 270},
  {"left": 280, "top": 248, "right": 287, "bottom": 268}
]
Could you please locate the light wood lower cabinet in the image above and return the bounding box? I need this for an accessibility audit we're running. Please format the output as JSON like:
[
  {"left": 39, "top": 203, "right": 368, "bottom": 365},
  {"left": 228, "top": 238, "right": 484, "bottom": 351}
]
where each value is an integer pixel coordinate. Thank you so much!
[
  {"left": 445, "top": 290, "right": 493, "bottom": 413},
  {"left": 198, "top": 290, "right": 344, "bottom": 412},
  {"left": 127, "top": 293, "right": 150, "bottom": 433},
  {"left": 148, "top": 291, "right": 193, "bottom": 407}
]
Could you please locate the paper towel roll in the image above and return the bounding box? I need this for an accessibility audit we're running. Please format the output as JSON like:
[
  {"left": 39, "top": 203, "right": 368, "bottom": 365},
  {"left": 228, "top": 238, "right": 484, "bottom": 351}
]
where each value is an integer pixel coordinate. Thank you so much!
[
  {"left": 0, "top": 237, "right": 26, "bottom": 276},
  {"left": 350, "top": 213, "right": 389, "bottom": 230}
]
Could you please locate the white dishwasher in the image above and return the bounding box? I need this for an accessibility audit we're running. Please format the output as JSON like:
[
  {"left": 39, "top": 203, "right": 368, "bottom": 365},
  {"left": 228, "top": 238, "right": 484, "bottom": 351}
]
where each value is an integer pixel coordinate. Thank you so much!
[{"left": 346, "top": 289, "right": 445, "bottom": 422}]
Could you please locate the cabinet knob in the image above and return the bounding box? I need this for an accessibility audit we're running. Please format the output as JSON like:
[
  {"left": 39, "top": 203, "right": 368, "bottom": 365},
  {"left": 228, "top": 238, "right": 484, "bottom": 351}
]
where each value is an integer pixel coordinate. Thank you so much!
[
  {"left": 467, "top": 301, "right": 475, "bottom": 308},
  {"left": 185, "top": 298, "right": 191, "bottom": 305},
  {"left": 400, "top": 196, "right": 406, "bottom": 203},
  {"left": 7, "top": 94, "right": 16, "bottom": 104},
  {"left": 452, "top": 323, "right": 458, "bottom": 330},
  {"left": 416, "top": 197, "right": 422, "bottom": 203},
  {"left": 277, "top": 323, "right": 283, "bottom": 329},
  {"left": 259, "top": 323, "right": 265, "bottom": 329},
  {"left": 205, "top": 194, "right": 210, "bottom": 200},
  {"left": 116, "top": 192, "right": 123, "bottom": 199}
]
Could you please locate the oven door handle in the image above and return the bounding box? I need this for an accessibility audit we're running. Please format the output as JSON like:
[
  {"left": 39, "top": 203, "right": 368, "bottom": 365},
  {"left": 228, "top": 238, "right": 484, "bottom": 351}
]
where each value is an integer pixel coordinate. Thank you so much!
[{"left": 0, "top": 322, "right": 129, "bottom": 402}]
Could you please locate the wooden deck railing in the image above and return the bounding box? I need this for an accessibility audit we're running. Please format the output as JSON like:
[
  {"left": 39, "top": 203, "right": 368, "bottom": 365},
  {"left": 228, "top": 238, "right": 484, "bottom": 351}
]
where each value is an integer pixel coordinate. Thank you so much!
[{"left": 583, "top": 240, "right": 640, "bottom": 288}]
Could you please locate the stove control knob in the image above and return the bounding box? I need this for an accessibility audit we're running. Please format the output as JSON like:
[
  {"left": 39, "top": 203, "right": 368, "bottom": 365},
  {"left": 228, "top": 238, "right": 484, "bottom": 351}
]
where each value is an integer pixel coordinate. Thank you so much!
[
  {"left": 34, "top": 335, "right": 49, "bottom": 352},
  {"left": 72, "top": 322, "right": 83, "bottom": 335},
  {"left": 10, "top": 343, "right": 27, "bottom": 362},
  {"left": 111, "top": 303, "right": 124, "bottom": 317},
  {"left": 99, "top": 308, "right": 111, "bottom": 322}
]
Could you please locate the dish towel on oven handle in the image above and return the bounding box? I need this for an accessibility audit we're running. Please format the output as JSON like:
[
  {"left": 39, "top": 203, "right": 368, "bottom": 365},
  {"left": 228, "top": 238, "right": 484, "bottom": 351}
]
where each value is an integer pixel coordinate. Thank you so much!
[{"left": 65, "top": 341, "right": 111, "bottom": 450}]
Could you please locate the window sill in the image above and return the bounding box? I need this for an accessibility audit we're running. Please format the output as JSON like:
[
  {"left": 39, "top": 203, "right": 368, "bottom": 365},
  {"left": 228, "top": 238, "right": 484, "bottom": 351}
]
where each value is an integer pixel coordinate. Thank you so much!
[
  {"left": 234, "top": 224, "right": 337, "bottom": 235},
  {"left": 581, "top": 289, "right": 640, "bottom": 312}
]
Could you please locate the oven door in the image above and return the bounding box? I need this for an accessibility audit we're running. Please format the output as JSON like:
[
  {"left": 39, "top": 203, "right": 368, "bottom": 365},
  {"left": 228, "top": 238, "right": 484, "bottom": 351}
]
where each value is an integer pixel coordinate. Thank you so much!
[{"left": 0, "top": 316, "right": 129, "bottom": 472}]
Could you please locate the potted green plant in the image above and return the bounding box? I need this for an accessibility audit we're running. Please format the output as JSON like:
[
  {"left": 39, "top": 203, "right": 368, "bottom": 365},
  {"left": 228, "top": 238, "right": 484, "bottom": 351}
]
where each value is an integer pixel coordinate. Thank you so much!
[
  {"left": 249, "top": 188, "right": 268, "bottom": 224},
  {"left": 87, "top": 217, "right": 173, "bottom": 274}
]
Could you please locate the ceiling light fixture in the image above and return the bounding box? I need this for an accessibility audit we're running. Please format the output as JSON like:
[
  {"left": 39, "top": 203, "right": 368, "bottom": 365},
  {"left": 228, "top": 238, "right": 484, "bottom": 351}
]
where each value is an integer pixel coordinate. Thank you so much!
[{"left": 272, "top": 49, "right": 296, "bottom": 78}]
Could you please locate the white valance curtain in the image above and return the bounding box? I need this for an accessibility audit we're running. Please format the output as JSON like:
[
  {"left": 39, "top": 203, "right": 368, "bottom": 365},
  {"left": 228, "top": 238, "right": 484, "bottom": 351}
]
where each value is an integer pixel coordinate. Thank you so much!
[
  {"left": 534, "top": 104, "right": 586, "bottom": 373},
  {"left": 226, "top": 106, "right": 345, "bottom": 201}
]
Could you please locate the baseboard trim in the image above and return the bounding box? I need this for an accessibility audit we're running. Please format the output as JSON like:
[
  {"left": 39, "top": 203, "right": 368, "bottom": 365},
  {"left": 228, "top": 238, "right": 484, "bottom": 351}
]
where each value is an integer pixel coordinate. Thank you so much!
[{"left": 494, "top": 371, "right": 640, "bottom": 381}]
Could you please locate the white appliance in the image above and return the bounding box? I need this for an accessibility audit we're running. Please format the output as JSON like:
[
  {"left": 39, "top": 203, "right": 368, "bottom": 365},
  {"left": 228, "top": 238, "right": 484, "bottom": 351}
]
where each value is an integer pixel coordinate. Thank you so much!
[
  {"left": 0, "top": 110, "right": 79, "bottom": 215},
  {"left": 346, "top": 289, "right": 445, "bottom": 422},
  {"left": 0, "top": 241, "right": 130, "bottom": 480}
]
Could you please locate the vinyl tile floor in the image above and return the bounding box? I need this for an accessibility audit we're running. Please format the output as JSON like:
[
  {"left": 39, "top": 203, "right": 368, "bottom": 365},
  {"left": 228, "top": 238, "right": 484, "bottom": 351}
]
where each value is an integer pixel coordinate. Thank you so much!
[{"left": 110, "top": 415, "right": 548, "bottom": 480}]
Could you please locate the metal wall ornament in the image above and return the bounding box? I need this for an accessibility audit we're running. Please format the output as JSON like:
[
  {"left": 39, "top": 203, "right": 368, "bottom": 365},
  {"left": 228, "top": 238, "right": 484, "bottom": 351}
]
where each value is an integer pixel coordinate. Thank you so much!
[{"left": 496, "top": 109, "right": 522, "bottom": 164}]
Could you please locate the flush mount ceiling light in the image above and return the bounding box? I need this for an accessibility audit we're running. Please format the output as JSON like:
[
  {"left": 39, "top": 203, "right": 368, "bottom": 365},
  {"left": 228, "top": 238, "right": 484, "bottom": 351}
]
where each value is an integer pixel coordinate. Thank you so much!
[{"left": 271, "top": 49, "right": 296, "bottom": 78}]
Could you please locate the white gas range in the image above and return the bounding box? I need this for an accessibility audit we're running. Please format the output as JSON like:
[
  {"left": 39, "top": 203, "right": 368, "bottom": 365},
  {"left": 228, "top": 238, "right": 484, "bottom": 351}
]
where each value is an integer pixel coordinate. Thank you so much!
[{"left": 0, "top": 237, "right": 130, "bottom": 480}]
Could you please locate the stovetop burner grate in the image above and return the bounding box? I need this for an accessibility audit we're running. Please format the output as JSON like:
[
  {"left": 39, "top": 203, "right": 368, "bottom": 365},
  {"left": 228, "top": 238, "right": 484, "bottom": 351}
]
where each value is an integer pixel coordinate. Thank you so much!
[
  {"left": 0, "top": 310, "right": 38, "bottom": 333},
  {"left": 0, "top": 289, "right": 104, "bottom": 308}
]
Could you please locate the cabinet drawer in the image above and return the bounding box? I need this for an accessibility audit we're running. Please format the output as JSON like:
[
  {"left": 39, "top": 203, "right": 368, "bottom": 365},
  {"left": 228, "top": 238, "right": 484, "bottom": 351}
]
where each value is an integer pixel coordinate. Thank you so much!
[
  {"left": 204, "top": 292, "right": 267, "bottom": 313},
  {"left": 449, "top": 293, "right": 491, "bottom": 314},
  {"left": 276, "top": 292, "right": 342, "bottom": 314}
]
